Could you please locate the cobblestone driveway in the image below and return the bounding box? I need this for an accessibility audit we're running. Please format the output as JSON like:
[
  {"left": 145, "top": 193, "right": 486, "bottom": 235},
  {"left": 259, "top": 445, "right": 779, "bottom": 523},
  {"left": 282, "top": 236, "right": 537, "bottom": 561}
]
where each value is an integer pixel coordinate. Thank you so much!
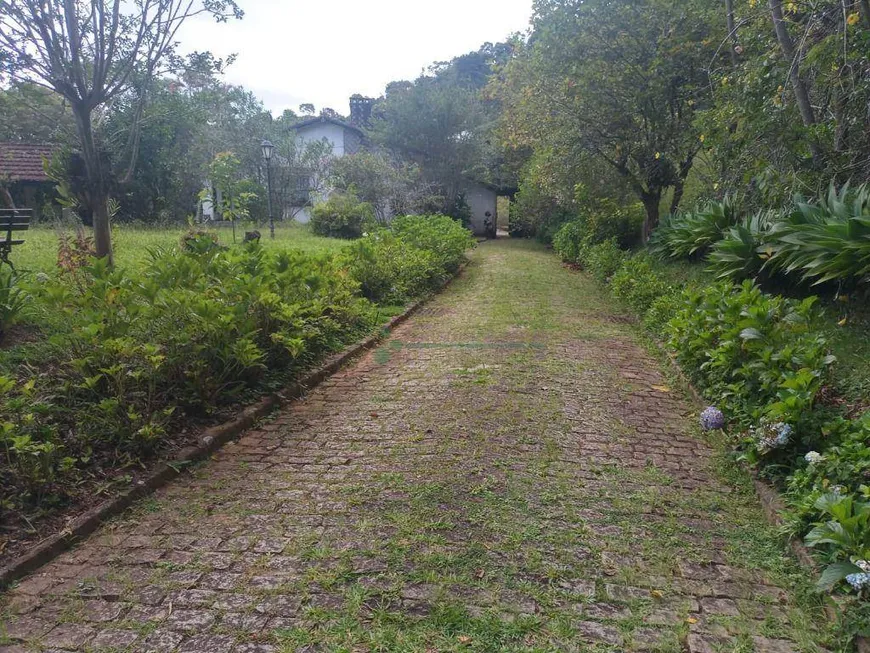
[{"left": 1, "top": 240, "right": 834, "bottom": 652}]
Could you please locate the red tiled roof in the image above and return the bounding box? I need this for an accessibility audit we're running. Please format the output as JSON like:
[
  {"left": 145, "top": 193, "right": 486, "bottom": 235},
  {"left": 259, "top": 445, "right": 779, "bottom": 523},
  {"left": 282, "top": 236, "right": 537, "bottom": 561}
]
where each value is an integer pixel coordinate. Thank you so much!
[{"left": 0, "top": 143, "right": 55, "bottom": 182}]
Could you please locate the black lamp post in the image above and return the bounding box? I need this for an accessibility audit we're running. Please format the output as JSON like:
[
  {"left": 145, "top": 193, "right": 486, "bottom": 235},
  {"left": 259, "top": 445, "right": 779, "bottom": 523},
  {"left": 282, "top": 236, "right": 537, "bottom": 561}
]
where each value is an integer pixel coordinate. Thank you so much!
[{"left": 261, "top": 139, "right": 275, "bottom": 238}]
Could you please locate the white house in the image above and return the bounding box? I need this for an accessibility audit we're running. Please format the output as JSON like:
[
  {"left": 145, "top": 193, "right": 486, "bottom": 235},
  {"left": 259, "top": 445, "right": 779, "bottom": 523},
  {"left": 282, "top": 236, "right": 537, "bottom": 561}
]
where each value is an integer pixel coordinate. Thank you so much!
[
  {"left": 290, "top": 116, "right": 365, "bottom": 223},
  {"left": 289, "top": 100, "right": 498, "bottom": 237}
]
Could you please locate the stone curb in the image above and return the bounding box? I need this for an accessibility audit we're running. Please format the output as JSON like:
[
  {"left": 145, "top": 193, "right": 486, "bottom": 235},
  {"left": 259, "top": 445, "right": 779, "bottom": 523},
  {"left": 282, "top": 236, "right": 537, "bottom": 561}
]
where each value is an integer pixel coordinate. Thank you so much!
[{"left": 0, "top": 266, "right": 465, "bottom": 590}]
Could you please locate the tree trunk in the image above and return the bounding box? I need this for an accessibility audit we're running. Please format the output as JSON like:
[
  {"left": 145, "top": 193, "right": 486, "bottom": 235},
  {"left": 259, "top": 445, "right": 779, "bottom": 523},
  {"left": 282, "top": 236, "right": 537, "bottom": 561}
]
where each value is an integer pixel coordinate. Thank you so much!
[
  {"left": 725, "top": 0, "right": 739, "bottom": 66},
  {"left": 670, "top": 155, "right": 695, "bottom": 215},
  {"left": 768, "top": 0, "right": 821, "bottom": 162},
  {"left": 72, "top": 103, "right": 114, "bottom": 265},
  {"left": 0, "top": 186, "right": 15, "bottom": 210},
  {"left": 641, "top": 190, "right": 662, "bottom": 243},
  {"left": 860, "top": 0, "right": 870, "bottom": 28}
]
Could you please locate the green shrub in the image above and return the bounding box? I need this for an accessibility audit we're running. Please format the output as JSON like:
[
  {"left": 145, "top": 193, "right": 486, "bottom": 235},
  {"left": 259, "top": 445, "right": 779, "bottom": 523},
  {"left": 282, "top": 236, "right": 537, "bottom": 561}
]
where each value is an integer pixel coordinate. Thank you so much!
[
  {"left": 390, "top": 214, "right": 474, "bottom": 274},
  {"left": 666, "top": 280, "right": 834, "bottom": 429},
  {"left": 342, "top": 232, "right": 441, "bottom": 304},
  {"left": 787, "top": 417, "right": 870, "bottom": 526},
  {"left": 766, "top": 183, "right": 870, "bottom": 286},
  {"left": 310, "top": 193, "right": 375, "bottom": 239},
  {"left": 0, "top": 268, "right": 30, "bottom": 340},
  {"left": 577, "top": 200, "right": 644, "bottom": 249},
  {"left": 649, "top": 196, "right": 739, "bottom": 259},
  {"left": 552, "top": 221, "right": 586, "bottom": 264},
  {"left": 1, "top": 242, "right": 376, "bottom": 513},
  {"left": 509, "top": 182, "right": 573, "bottom": 242},
  {"left": 582, "top": 239, "right": 627, "bottom": 284},
  {"left": 342, "top": 214, "right": 473, "bottom": 304},
  {"left": 805, "top": 492, "right": 870, "bottom": 592},
  {"left": 643, "top": 291, "right": 683, "bottom": 332},
  {"left": 610, "top": 255, "right": 672, "bottom": 315}
]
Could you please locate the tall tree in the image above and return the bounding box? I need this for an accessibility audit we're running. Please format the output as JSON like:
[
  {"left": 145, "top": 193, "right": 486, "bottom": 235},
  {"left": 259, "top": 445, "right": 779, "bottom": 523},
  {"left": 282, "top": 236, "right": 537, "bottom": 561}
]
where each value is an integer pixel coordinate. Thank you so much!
[
  {"left": 0, "top": 0, "right": 242, "bottom": 264},
  {"left": 494, "top": 0, "right": 719, "bottom": 239},
  {"left": 370, "top": 43, "right": 512, "bottom": 216}
]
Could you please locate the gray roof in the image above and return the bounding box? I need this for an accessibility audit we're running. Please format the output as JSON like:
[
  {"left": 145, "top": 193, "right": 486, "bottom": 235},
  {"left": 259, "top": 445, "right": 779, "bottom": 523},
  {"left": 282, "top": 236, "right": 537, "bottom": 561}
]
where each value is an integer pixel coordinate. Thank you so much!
[{"left": 292, "top": 116, "right": 364, "bottom": 136}]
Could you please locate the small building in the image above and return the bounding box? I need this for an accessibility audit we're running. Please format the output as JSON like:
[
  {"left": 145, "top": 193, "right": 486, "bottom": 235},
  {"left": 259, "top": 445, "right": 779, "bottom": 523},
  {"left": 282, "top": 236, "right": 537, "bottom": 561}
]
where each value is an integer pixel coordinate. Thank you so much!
[
  {"left": 463, "top": 181, "right": 498, "bottom": 238},
  {"left": 0, "top": 142, "right": 57, "bottom": 215}
]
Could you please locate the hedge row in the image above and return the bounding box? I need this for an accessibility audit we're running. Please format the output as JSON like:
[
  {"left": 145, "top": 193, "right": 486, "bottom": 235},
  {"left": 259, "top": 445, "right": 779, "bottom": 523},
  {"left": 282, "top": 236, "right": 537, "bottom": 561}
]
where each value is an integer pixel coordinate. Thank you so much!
[
  {"left": 1, "top": 215, "right": 474, "bottom": 517},
  {"left": 554, "top": 219, "right": 870, "bottom": 611}
]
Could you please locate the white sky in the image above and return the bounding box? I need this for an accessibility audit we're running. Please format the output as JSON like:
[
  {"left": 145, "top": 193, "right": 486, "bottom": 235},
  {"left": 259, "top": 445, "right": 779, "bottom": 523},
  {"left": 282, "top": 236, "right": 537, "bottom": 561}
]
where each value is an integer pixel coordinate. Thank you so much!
[{"left": 177, "top": 0, "right": 532, "bottom": 117}]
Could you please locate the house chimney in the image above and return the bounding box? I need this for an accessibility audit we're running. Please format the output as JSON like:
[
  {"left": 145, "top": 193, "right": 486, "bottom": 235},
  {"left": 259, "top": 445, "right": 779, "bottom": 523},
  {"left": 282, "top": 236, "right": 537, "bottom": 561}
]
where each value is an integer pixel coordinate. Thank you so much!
[{"left": 349, "top": 94, "right": 374, "bottom": 126}]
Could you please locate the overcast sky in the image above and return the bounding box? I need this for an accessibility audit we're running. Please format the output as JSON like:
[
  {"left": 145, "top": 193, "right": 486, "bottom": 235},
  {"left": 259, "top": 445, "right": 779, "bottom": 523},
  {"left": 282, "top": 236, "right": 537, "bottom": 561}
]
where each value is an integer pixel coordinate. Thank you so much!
[{"left": 177, "top": 0, "right": 532, "bottom": 117}]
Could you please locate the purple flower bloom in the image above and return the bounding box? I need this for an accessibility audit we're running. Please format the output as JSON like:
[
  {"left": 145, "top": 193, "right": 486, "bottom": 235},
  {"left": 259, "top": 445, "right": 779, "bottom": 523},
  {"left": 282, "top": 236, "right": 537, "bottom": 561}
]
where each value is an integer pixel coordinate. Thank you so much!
[
  {"left": 846, "top": 572, "right": 870, "bottom": 591},
  {"left": 699, "top": 407, "right": 725, "bottom": 431}
]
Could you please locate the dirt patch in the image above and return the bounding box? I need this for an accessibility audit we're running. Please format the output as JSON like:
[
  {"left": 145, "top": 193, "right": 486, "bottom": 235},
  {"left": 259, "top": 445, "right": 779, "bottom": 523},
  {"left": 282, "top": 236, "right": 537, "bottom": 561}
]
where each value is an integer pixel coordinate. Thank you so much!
[{"left": 0, "top": 323, "right": 42, "bottom": 349}]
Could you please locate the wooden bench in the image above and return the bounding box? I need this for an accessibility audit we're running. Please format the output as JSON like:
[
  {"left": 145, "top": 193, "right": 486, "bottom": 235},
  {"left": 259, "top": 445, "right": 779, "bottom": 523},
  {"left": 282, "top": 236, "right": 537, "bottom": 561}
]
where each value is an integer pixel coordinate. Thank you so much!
[{"left": 0, "top": 209, "right": 31, "bottom": 269}]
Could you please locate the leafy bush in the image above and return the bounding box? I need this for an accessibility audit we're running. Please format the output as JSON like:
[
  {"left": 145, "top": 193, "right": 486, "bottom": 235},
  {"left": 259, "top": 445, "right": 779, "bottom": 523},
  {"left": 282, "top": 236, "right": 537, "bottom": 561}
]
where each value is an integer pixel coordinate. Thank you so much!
[
  {"left": 644, "top": 291, "right": 683, "bottom": 332},
  {"left": 707, "top": 210, "right": 778, "bottom": 281},
  {"left": 343, "top": 232, "right": 441, "bottom": 304},
  {"left": 766, "top": 183, "right": 870, "bottom": 286},
  {"left": 310, "top": 193, "right": 375, "bottom": 239},
  {"left": 390, "top": 215, "right": 474, "bottom": 274},
  {"left": 581, "top": 239, "right": 627, "bottom": 284},
  {"left": 552, "top": 221, "right": 586, "bottom": 264},
  {"left": 666, "top": 280, "right": 834, "bottom": 429},
  {"left": 805, "top": 492, "right": 870, "bottom": 592},
  {"left": 1, "top": 218, "right": 472, "bottom": 515},
  {"left": 649, "top": 196, "right": 739, "bottom": 259},
  {"left": 610, "top": 255, "right": 672, "bottom": 315},
  {"left": 0, "top": 242, "right": 378, "bottom": 511},
  {"left": 509, "top": 182, "right": 573, "bottom": 242},
  {"left": 577, "top": 200, "right": 644, "bottom": 249},
  {"left": 787, "top": 417, "right": 870, "bottom": 524},
  {"left": 342, "top": 215, "right": 473, "bottom": 304},
  {"left": 552, "top": 202, "right": 643, "bottom": 265}
]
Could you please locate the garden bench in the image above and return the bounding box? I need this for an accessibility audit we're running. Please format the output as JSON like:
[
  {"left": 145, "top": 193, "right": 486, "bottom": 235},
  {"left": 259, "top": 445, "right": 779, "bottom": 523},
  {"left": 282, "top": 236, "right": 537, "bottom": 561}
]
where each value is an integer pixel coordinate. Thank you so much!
[{"left": 0, "top": 208, "right": 31, "bottom": 269}]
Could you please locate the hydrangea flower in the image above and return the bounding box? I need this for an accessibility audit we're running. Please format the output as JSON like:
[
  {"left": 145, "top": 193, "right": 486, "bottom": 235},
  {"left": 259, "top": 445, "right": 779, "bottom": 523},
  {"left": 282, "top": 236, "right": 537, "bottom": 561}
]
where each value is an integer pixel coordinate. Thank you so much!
[
  {"left": 699, "top": 407, "right": 725, "bottom": 431},
  {"left": 755, "top": 421, "right": 793, "bottom": 454},
  {"left": 804, "top": 451, "right": 824, "bottom": 464},
  {"left": 35, "top": 272, "right": 50, "bottom": 283},
  {"left": 846, "top": 572, "right": 870, "bottom": 591},
  {"left": 831, "top": 485, "right": 846, "bottom": 496},
  {"left": 856, "top": 560, "right": 870, "bottom": 572}
]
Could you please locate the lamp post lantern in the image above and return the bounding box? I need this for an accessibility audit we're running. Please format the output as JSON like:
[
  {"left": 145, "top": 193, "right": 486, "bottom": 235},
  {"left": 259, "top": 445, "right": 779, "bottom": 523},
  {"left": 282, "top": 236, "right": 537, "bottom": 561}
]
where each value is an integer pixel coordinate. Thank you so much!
[{"left": 261, "top": 139, "right": 275, "bottom": 238}]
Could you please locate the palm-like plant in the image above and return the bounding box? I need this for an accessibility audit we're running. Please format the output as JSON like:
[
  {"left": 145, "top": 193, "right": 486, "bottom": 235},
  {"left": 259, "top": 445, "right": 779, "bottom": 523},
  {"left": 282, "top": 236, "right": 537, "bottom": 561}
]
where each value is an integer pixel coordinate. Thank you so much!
[
  {"left": 766, "top": 183, "right": 870, "bottom": 286},
  {"left": 707, "top": 210, "right": 780, "bottom": 281},
  {"left": 649, "top": 195, "right": 739, "bottom": 259}
]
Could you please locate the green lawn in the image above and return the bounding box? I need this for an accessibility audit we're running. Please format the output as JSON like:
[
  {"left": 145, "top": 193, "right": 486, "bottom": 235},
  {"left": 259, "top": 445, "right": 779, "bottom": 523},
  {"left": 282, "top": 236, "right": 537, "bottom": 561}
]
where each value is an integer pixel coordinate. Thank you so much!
[{"left": 11, "top": 222, "right": 348, "bottom": 274}]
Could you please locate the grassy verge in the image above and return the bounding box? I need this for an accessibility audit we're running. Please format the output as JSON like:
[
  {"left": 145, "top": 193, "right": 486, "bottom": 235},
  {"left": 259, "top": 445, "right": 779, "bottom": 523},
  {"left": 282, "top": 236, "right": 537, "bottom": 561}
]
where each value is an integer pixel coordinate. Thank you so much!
[{"left": 11, "top": 223, "right": 348, "bottom": 274}]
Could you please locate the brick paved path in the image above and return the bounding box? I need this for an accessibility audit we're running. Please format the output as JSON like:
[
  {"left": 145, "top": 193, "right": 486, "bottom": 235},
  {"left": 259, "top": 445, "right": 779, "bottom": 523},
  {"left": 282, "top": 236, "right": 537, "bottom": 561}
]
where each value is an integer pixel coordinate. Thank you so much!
[{"left": 1, "top": 241, "right": 833, "bottom": 652}]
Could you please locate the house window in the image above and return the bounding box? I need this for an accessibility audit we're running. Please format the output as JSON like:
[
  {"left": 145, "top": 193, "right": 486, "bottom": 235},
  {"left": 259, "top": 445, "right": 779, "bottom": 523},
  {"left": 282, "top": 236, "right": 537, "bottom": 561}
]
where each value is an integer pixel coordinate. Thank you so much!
[{"left": 290, "top": 174, "right": 312, "bottom": 205}]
